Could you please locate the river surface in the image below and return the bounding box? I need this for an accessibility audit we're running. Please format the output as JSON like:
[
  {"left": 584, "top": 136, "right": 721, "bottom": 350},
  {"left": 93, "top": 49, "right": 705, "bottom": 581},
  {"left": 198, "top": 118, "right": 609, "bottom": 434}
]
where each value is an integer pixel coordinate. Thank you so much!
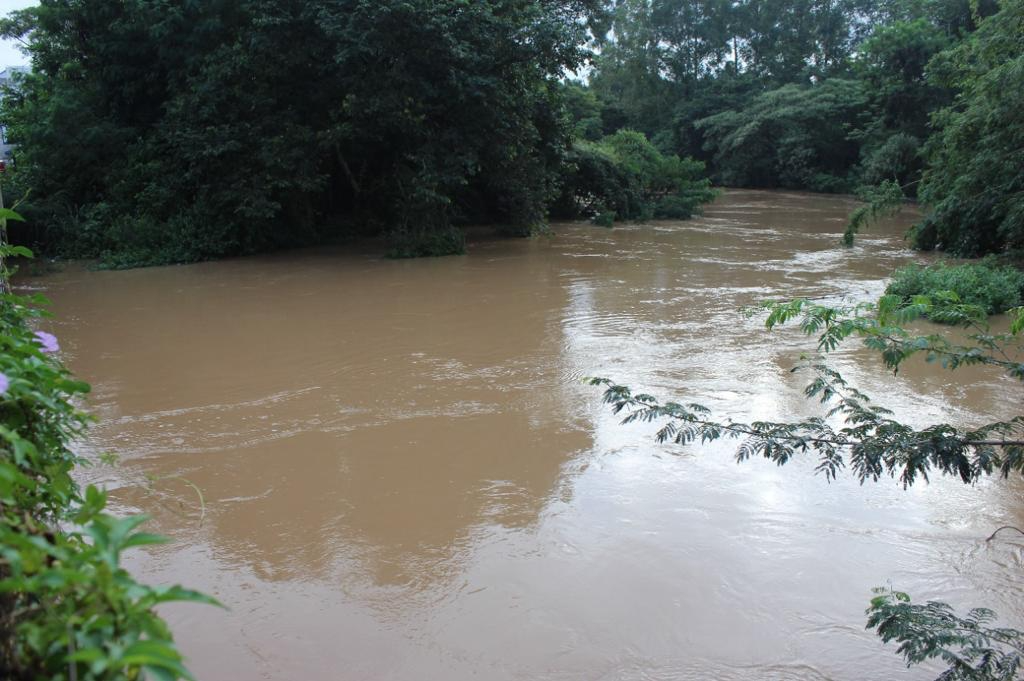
[{"left": 30, "top": 190, "right": 1024, "bottom": 680}]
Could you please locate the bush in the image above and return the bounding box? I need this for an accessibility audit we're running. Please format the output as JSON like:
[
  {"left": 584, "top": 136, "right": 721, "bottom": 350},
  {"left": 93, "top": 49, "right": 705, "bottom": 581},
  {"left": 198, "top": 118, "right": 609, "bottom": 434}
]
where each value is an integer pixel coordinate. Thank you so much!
[
  {"left": 652, "top": 196, "right": 696, "bottom": 220},
  {"left": 0, "top": 227, "right": 212, "bottom": 679},
  {"left": 553, "top": 131, "right": 715, "bottom": 224},
  {"left": 552, "top": 143, "right": 642, "bottom": 221},
  {"left": 886, "top": 260, "right": 1024, "bottom": 317},
  {"left": 386, "top": 225, "right": 466, "bottom": 259},
  {"left": 591, "top": 210, "right": 616, "bottom": 227},
  {"left": 858, "top": 133, "right": 923, "bottom": 192}
]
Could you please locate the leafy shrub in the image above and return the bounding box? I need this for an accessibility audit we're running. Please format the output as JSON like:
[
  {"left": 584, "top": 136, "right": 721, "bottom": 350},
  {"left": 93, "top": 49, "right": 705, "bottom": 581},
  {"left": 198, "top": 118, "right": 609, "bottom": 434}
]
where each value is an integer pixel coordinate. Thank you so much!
[
  {"left": 652, "top": 196, "right": 696, "bottom": 220},
  {"left": 386, "top": 225, "right": 466, "bottom": 259},
  {"left": 886, "top": 260, "right": 1024, "bottom": 317},
  {"left": 591, "top": 210, "right": 616, "bottom": 227},
  {"left": 553, "top": 143, "right": 643, "bottom": 221},
  {"left": 554, "top": 130, "right": 715, "bottom": 224},
  {"left": 858, "top": 133, "right": 923, "bottom": 191},
  {"left": 0, "top": 224, "right": 212, "bottom": 679}
]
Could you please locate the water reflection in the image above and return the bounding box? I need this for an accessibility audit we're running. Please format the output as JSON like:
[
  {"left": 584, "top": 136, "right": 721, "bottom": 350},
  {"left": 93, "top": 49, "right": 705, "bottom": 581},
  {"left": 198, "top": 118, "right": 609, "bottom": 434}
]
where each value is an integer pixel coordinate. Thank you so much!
[{"left": 32, "top": 190, "right": 1024, "bottom": 680}]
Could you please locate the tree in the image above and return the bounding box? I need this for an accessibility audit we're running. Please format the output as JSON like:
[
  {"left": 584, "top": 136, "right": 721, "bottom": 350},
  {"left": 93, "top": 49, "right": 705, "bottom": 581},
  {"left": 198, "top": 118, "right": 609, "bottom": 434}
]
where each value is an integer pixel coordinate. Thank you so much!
[
  {"left": 911, "top": 0, "right": 1024, "bottom": 256},
  {"left": 552, "top": 129, "right": 715, "bottom": 222},
  {"left": 696, "top": 78, "right": 868, "bottom": 191},
  {"left": 0, "top": 0, "right": 606, "bottom": 264},
  {"left": 577, "top": 0, "right": 1015, "bottom": 234},
  {"left": 853, "top": 19, "right": 950, "bottom": 191}
]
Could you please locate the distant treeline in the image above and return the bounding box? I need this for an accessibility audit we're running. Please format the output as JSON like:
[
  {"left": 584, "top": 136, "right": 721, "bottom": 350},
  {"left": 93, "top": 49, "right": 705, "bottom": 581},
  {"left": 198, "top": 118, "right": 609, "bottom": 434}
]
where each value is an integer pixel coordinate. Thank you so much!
[
  {"left": 572, "top": 0, "right": 1023, "bottom": 256},
  {"left": 0, "top": 0, "right": 1021, "bottom": 264}
]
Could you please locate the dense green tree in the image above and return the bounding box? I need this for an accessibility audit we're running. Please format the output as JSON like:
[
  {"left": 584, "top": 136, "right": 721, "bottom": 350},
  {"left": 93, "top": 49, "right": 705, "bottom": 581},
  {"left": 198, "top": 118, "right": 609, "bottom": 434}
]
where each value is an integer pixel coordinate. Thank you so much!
[
  {"left": 3, "top": 0, "right": 1021, "bottom": 259},
  {"left": 587, "top": 0, "right": 679, "bottom": 140},
  {"left": 585, "top": 0, "right": 894, "bottom": 180},
  {"left": 0, "top": 0, "right": 607, "bottom": 264},
  {"left": 696, "top": 78, "right": 867, "bottom": 191},
  {"left": 560, "top": 82, "right": 605, "bottom": 142},
  {"left": 852, "top": 19, "right": 950, "bottom": 191},
  {"left": 857, "top": 19, "right": 950, "bottom": 139},
  {"left": 911, "top": 0, "right": 1024, "bottom": 255},
  {"left": 553, "top": 129, "right": 714, "bottom": 222}
]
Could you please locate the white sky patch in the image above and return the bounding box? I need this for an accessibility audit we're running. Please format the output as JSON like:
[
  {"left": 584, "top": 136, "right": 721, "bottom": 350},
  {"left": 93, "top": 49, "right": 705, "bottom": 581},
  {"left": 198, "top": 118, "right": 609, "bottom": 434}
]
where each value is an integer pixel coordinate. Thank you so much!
[{"left": 0, "top": 0, "right": 35, "bottom": 68}]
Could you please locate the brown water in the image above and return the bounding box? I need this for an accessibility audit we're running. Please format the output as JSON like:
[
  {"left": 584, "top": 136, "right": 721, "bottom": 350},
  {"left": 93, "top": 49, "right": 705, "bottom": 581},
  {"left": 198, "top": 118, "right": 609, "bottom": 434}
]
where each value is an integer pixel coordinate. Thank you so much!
[{"left": 30, "top": 190, "right": 1024, "bottom": 680}]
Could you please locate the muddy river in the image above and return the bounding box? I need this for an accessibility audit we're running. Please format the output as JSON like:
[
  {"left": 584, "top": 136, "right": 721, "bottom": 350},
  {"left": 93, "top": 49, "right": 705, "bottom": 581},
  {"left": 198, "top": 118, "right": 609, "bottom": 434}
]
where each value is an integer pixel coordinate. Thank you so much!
[{"left": 31, "top": 190, "right": 1024, "bottom": 680}]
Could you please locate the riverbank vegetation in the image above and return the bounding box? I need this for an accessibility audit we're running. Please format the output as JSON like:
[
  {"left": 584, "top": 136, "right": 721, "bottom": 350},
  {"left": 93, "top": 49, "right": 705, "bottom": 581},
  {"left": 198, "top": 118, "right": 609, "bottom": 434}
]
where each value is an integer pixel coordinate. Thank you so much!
[
  {"left": 0, "top": 1, "right": 1022, "bottom": 678},
  {"left": 0, "top": 1, "right": 608, "bottom": 264},
  {"left": 0, "top": 0, "right": 701, "bottom": 267},
  {"left": 0, "top": 0, "right": 1020, "bottom": 264},
  {"left": 886, "top": 261, "right": 1024, "bottom": 318},
  {"left": 0, "top": 228, "right": 213, "bottom": 679},
  {"left": 552, "top": 129, "right": 716, "bottom": 225}
]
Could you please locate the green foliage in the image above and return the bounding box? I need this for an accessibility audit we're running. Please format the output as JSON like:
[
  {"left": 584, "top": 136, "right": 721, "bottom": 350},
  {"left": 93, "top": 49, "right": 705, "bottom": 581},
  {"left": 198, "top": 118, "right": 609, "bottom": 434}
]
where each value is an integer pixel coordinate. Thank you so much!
[
  {"left": 591, "top": 294, "right": 1024, "bottom": 487},
  {"left": 653, "top": 195, "right": 699, "bottom": 220},
  {"left": 553, "top": 143, "right": 639, "bottom": 221},
  {"left": 868, "top": 589, "right": 1024, "bottom": 680},
  {"left": 913, "top": 0, "right": 1024, "bottom": 256},
  {"left": 386, "top": 225, "right": 466, "bottom": 259},
  {"left": 696, "top": 80, "right": 868, "bottom": 191},
  {"left": 0, "top": 0, "right": 602, "bottom": 265},
  {"left": 886, "top": 260, "right": 1024, "bottom": 317},
  {"left": 4, "top": 0, "right": 1016, "bottom": 261},
  {"left": 592, "top": 211, "right": 616, "bottom": 228},
  {"left": 0, "top": 227, "right": 213, "bottom": 678},
  {"left": 843, "top": 179, "right": 906, "bottom": 246},
  {"left": 856, "top": 19, "right": 951, "bottom": 143},
  {"left": 857, "top": 133, "right": 924, "bottom": 191},
  {"left": 586, "top": 0, "right": 927, "bottom": 185},
  {"left": 554, "top": 130, "right": 715, "bottom": 223},
  {"left": 573, "top": 0, "right": 1019, "bottom": 259},
  {"left": 560, "top": 82, "right": 605, "bottom": 142}
]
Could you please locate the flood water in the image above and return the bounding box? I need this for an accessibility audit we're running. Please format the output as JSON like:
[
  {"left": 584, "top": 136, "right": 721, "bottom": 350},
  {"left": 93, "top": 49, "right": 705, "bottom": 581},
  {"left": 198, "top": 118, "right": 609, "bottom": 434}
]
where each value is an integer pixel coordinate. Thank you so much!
[{"left": 31, "top": 190, "right": 1024, "bottom": 680}]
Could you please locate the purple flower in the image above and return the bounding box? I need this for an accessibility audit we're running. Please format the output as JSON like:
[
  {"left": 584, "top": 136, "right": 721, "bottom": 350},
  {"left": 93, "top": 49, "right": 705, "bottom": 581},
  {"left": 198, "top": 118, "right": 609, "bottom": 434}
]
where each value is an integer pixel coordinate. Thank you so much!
[
  {"left": 0, "top": 372, "right": 8, "bottom": 395},
  {"left": 33, "top": 331, "right": 60, "bottom": 354}
]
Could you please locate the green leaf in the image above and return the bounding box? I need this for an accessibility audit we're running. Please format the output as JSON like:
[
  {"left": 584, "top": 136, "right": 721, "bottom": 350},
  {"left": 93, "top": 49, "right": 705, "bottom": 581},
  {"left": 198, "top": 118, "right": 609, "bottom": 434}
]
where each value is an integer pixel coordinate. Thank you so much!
[
  {"left": 152, "top": 585, "right": 224, "bottom": 608},
  {"left": 0, "top": 208, "right": 26, "bottom": 222},
  {"left": 118, "top": 641, "right": 194, "bottom": 680},
  {"left": 122, "top": 532, "right": 172, "bottom": 550}
]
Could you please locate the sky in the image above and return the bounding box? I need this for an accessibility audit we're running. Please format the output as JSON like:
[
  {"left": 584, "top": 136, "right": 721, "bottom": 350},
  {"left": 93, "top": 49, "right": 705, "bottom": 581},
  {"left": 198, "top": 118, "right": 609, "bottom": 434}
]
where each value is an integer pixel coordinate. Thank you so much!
[{"left": 0, "top": 0, "right": 34, "bottom": 69}]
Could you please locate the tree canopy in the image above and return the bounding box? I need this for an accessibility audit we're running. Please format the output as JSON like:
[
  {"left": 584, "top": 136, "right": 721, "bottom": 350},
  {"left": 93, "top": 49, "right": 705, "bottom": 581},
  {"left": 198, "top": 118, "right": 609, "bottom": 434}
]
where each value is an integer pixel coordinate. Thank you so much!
[
  {"left": 2, "top": 0, "right": 1021, "bottom": 260},
  {"left": 0, "top": 0, "right": 609, "bottom": 263}
]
